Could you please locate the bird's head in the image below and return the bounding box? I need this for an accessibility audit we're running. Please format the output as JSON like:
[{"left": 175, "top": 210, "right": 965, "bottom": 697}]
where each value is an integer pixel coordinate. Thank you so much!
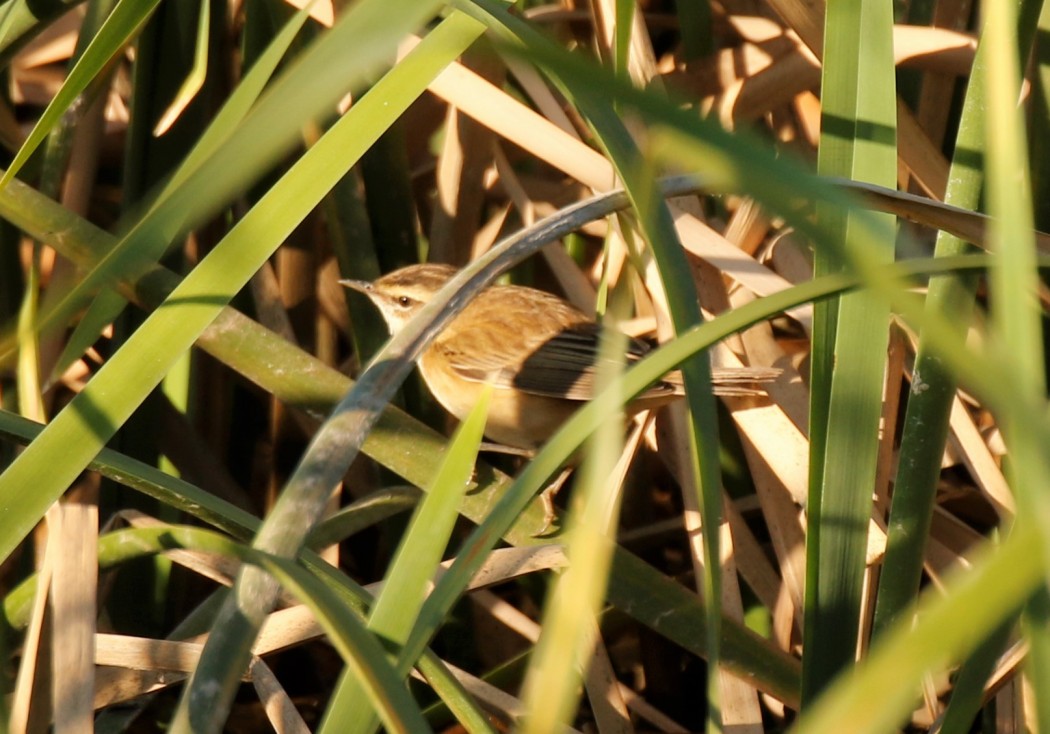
[{"left": 340, "top": 263, "right": 458, "bottom": 333}]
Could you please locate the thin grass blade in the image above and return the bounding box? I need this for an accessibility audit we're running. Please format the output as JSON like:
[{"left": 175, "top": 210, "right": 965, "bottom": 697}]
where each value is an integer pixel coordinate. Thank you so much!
[
  {"left": 319, "top": 385, "right": 493, "bottom": 734},
  {"left": 802, "top": 0, "right": 898, "bottom": 701},
  {"left": 1, "top": 0, "right": 162, "bottom": 186}
]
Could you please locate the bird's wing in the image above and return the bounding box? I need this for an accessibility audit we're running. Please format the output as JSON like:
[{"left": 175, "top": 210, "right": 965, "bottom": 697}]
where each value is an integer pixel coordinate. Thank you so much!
[
  {"left": 508, "top": 323, "right": 611, "bottom": 400},
  {"left": 441, "top": 324, "right": 780, "bottom": 400},
  {"left": 443, "top": 322, "right": 664, "bottom": 401}
]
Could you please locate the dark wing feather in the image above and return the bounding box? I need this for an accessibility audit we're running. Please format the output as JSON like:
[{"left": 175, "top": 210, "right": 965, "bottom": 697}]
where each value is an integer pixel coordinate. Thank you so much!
[{"left": 507, "top": 323, "right": 671, "bottom": 401}]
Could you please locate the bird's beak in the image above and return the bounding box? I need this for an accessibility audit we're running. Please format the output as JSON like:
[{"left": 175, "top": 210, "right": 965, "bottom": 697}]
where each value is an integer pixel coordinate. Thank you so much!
[{"left": 338, "top": 278, "right": 371, "bottom": 294}]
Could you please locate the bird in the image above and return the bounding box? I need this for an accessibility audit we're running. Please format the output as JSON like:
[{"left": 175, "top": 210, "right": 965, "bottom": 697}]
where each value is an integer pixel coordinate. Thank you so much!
[{"left": 341, "top": 263, "right": 776, "bottom": 450}]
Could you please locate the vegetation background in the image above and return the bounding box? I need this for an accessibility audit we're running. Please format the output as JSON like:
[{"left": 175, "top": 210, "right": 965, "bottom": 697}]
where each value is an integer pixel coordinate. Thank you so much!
[{"left": 0, "top": 0, "right": 1047, "bottom": 732}]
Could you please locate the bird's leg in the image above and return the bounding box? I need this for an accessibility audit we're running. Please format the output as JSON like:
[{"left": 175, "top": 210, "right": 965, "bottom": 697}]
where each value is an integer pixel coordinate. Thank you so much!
[
  {"left": 477, "top": 443, "right": 569, "bottom": 533},
  {"left": 475, "top": 442, "right": 533, "bottom": 490}
]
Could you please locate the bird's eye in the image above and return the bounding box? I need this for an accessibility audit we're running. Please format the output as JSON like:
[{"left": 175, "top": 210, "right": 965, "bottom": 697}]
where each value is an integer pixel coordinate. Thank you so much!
[{"left": 397, "top": 296, "right": 412, "bottom": 307}]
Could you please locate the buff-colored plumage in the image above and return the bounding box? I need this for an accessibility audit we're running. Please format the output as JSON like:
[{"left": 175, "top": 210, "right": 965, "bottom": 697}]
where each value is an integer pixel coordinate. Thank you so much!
[{"left": 343, "top": 263, "right": 773, "bottom": 449}]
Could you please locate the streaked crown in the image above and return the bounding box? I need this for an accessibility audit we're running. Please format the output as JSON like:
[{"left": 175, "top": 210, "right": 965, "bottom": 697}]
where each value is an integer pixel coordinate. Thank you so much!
[{"left": 341, "top": 263, "right": 457, "bottom": 333}]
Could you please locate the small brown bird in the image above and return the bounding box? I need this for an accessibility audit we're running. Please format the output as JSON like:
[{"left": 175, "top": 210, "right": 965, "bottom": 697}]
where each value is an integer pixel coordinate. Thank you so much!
[{"left": 342, "top": 263, "right": 773, "bottom": 450}]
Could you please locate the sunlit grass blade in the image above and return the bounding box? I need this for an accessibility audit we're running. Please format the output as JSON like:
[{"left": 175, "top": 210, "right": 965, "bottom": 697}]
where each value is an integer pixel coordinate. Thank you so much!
[
  {"left": 1032, "top": 0, "right": 1050, "bottom": 229},
  {"left": 518, "top": 318, "right": 628, "bottom": 733},
  {"left": 981, "top": 0, "right": 1050, "bottom": 719},
  {"left": 319, "top": 385, "right": 493, "bottom": 734},
  {"left": 44, "top": 287, "right": 121, "bottom": 387},
  {"left": 151, "top": 0, "right": 209, "bottom": 136},
  {"left": 1, "top": 0, "right": 163, "bottom": 187},
  {"left": 803, "top": 0, "right": 898, "bottom": 701},
  {"left": 0, "top": 408, "right": 257, "bottom": 536},
  {"left": 870, "top": 0, "right": 1045, "bottom": 638},
  {"left": 0, "top": 0, "right": 108, "bottom": 63},
  {"left": 14, "top": 250, "right": 42, "bottom": 422},
  {"left": 984, "top": 0, "right": 1043, "bottom": 399}
]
